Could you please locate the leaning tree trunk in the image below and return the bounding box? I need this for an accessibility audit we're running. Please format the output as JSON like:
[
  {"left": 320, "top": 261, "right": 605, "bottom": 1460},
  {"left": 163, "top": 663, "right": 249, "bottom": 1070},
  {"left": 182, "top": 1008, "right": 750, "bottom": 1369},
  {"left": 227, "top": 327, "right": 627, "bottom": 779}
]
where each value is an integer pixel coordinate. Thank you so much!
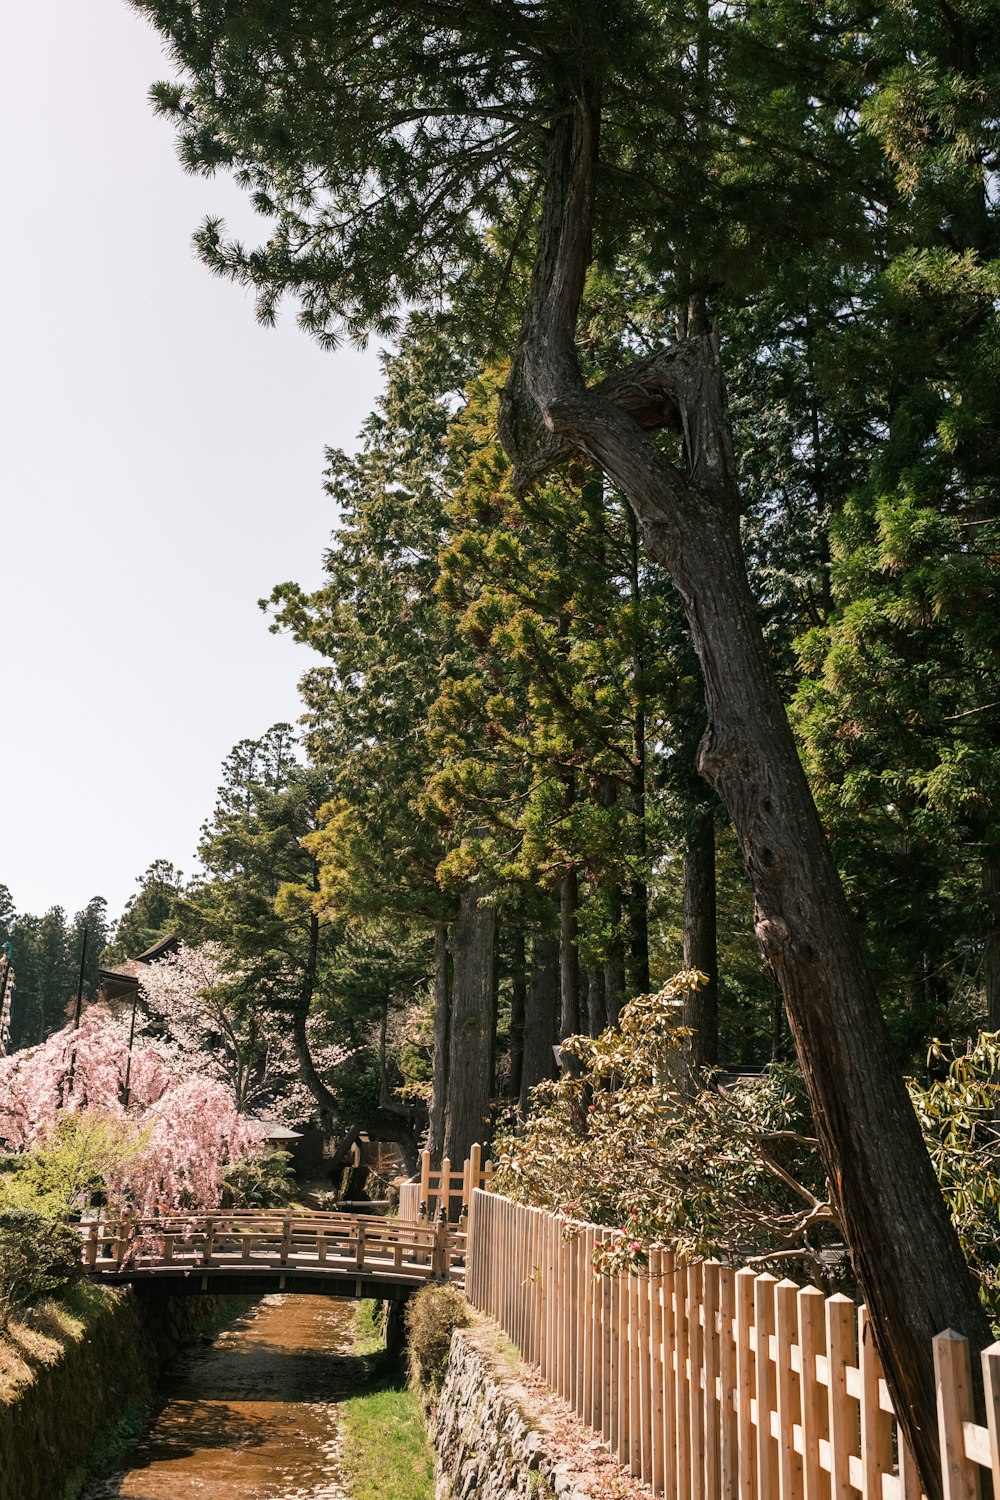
[
  {"left": 499, "top": 95, "right": 990, "bottom": 1496},
  {"left": 442, "top": 886, "right": 497, "bottom": 1163},
  {"left": 290, "top": 908, "right": 337, "bottom": 1131},
  {"left": 682, "top": 802, "right": 719, "bottom": 1065}
]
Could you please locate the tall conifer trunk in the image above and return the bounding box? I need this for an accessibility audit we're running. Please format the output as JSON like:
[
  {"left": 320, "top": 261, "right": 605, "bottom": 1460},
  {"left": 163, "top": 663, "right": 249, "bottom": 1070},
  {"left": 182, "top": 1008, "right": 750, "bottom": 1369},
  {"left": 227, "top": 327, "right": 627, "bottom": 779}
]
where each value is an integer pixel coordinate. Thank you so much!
[
  {"left": 682, "top": 804, "right": 719, "bottom": 1064},
  {"left": 428, "top": 919, "right": 451, "bottom": 1159},
  {"left": 509, "top": 925, "right": 526, "bottom": 1101},
  {"left": 499, "top": 95, "right": 990, "bottom": 1496},
  {"left": 983, "top": 853, "right": 1000, "bottom": 1030},
  {"left": 442, "top": 887, "right": 496, "bottom": 1162},
  {"left": 559, "top": 869, "right": 580, "bottom": 1038},
  {"left": 519, "top": 933, "right": 559, "bottom": 1115},
  {"left": 626, "top": 506, "right": 651, "bottom": 996}
]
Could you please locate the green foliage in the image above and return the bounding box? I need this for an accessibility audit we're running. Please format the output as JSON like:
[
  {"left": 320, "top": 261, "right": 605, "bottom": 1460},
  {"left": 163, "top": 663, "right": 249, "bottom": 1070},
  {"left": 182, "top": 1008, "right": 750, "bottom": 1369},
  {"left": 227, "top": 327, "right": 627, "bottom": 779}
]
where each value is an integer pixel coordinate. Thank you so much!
[
  {"left": 909, "top": 1033, "right": 1000, "bottom": 1327},
  {"left": 0, "top": 1209, "right": 81, "bottom": 1330},
  {"left": 404, "top": 1283, "right": 469, "bottom": 1393},
  {"left": 1, "top": 895, "right": 111, "bottom": 1050},
  {"left": 494, "top": 973, "right": 840, "bottom": 1282},
  {"left": 103, "top": 859, "right": 182, "bottom": 965},
  {"left": 0, "top": 1113, "right": 149, "bottom": 1220},
  {"left": 221, "top": 1150, "right": 295, "bottom": 1209}
]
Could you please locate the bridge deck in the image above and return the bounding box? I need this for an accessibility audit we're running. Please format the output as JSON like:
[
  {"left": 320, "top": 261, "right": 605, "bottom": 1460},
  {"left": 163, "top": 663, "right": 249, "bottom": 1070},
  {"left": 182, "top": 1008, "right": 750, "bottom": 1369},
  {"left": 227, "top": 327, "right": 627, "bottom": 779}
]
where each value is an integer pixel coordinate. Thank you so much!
[{"left": 78, "top": 1211, "right": 466, "bottom": 1294}]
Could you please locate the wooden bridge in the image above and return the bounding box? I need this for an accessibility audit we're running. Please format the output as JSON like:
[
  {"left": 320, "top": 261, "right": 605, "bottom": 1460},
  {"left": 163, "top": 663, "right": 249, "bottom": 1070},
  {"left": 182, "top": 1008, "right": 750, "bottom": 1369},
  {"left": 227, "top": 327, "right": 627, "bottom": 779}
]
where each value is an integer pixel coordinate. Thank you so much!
[{"left": 79, "top": 1208, "right": 467, "bottom": 1301}]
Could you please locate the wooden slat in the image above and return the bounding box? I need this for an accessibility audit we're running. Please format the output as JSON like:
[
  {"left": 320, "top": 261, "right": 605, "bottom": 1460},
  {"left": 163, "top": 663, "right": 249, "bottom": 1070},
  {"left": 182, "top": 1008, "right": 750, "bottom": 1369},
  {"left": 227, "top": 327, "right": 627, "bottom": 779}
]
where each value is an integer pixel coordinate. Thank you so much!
[
  {"left": 859, "top": 1307, "right": 894, "bottom": 1500},
  {"left": 735, "top": 1267, "right": 758, "bottom": 1500},
  {"left": 797, "top": 1286, "right": 827, "bottom": 1500},
  {"left": 774, "top": 1279, "right": 804, "bottom": 1500},
  {"left": 826, "top": 1294, "right": 856, "bottom": 1500},
  {"left": 934, "top": 1331, "right": 982, "bottom": 1500},
  {"left": 689, "top": 1262, "right": 706, "bottom": 1500},
  {"left": 754, "top": 1275, "right": 778, "bottom": 1500},
  {"left": 704, "top": 1262, "right": 722, "bottom": 1500},
  {"left": 719, "top": 1266, "right": 738, "bottom": 1500},
  {"left": 981, "top": 1343, "right": 1000, "bottom": 1497}
]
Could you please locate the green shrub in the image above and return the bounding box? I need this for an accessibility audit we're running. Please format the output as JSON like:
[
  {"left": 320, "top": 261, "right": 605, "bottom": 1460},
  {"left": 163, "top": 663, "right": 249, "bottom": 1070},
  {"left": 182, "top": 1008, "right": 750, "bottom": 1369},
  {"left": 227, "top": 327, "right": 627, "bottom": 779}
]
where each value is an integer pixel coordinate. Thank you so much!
[
  {"left": 404, "top": 1283, "right": 469, "bottom": 1393},
  {"left": 222, "top": 1149, "right": 295, "bottom": 1208},
  {"left": 0, "top": 1208, "right": 82, "bottom": 1329}
]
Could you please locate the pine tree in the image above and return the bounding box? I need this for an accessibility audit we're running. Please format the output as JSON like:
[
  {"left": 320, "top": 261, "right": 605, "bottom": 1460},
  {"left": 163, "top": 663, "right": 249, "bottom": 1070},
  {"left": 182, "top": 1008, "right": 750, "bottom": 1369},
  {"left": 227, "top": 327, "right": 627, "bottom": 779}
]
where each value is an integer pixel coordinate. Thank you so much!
[{"left": 132, "top": 0, "right": 991, "bottom": 1470}]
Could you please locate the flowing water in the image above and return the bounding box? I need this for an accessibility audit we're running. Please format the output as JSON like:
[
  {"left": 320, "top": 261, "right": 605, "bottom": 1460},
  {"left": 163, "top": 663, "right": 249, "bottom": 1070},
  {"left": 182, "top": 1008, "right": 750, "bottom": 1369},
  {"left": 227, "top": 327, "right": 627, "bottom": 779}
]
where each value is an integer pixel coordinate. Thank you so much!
[{"left": 81, "top": 1295, "right": 363, "bottom": 1500}]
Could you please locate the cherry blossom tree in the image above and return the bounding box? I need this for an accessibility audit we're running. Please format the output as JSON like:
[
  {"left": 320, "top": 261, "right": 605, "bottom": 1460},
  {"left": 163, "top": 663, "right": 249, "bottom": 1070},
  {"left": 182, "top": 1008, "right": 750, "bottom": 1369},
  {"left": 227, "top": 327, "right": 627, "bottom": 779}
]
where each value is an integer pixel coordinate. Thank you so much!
[
  {"left": 136, "top": 941, "right": 353, "bottom": 1124},
  {"left": 0, "top": 1009, "right": 265, "bottom": 1212}
]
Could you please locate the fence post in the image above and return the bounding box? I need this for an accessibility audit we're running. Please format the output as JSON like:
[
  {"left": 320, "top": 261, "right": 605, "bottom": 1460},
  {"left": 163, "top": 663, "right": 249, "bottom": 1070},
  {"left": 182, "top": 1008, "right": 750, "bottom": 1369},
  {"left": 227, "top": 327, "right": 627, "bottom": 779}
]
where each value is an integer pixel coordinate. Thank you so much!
[
  {"left": 859, "top": 1306, "right": 893, "bottom": 1500},
  {"left": 650, "top": 1247, "right": 666, "bottom": 1497},
  {"left": 797, "top": 1286, "right": 826, "bottom": 1500},
  {"left": 934, "top": 1330, "right": 982, "bottom": 1500},
  {"left": 981, "top": 1343, "right": 1000, "bottom": 1499},
  {"left": 675, "top": 1260, "right": 691, "bottom": 1500},
  {"left": 419, "top": 1148, "right": 431, "bottom": 1214},
  {"left": 734, "top": 1268, "right": 757, "bottom": 1500},
  {"left": 431, "top": 1208, "right": 448, "bottom": 1281},
  {"left": 719, "top": 1266, "right": 738, "bottom": 1500},
  {"left": 825, "top": 1293, "right": 855, "bottom": 1500},
  {"left": 774, "top": 1279, "right": 803, "bottom": 1500},
  {"left": 704, "top": 1261, "right": 723, "bottom": 1500},
  {"left": 753, "top": 1273, "right": 778, "bottom": 1500},
  {"left": 439, "top": 1155, "right": 451, "bottom": 1221}
]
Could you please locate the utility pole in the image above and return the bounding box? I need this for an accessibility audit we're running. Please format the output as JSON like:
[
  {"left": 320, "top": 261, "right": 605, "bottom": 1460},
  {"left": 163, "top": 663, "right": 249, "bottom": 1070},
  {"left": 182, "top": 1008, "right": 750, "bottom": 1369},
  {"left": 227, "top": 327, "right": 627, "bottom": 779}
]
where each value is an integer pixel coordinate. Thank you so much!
[
  {"left": 63, "top": 927, "right": 89, "bottom": 1099},
  {"left": 0, "top": 940, "right": 13, "bottom": 1056}
]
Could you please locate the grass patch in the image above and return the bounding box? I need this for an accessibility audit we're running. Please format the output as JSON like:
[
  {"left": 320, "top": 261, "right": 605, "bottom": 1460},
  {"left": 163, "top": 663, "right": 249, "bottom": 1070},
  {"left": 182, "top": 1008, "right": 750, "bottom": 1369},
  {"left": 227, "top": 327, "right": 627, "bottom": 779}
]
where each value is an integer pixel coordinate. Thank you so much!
[
  {"left": 339, "top": 1380, "right": 435, "bottom": 1500},
  {"left": 353, "top": 1299, "right": 386, "bottom": 1358},
  {"left": 491, "top": 1328, "right": 520, "bottom": 1369},
  {"left": 0, "top": 1283, "right": 118, "bottom": 1404},
  {"left": 339, "top": 1297, "right": 435, "bottom": 1500}
]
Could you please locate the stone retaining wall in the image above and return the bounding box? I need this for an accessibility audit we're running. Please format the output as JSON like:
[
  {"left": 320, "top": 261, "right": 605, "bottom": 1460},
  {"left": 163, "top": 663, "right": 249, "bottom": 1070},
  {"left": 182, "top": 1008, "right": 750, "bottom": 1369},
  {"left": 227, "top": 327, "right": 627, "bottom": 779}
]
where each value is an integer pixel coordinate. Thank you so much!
[
  {"left": 432, "top": 1322, "right": 592, "bottom": 1500},
  {"left": 0, "top": 1291, "right": 240, "bottom": 1500}
]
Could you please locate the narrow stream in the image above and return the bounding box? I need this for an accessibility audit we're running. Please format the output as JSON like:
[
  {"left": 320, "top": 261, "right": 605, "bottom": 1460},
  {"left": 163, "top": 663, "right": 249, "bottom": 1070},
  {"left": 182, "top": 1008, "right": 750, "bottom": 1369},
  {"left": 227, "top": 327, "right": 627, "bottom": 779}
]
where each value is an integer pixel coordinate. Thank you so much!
[{"left": 81, "top": 1295, "right": 364, "bottom": 1500}]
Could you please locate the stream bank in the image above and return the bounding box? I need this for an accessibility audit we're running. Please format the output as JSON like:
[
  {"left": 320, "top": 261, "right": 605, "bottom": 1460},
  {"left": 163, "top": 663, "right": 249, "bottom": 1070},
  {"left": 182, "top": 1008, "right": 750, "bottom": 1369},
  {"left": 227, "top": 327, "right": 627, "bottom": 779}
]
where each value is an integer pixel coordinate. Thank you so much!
[{"left": 0, "top": 1284, "right": 246, "bottom": 1500}]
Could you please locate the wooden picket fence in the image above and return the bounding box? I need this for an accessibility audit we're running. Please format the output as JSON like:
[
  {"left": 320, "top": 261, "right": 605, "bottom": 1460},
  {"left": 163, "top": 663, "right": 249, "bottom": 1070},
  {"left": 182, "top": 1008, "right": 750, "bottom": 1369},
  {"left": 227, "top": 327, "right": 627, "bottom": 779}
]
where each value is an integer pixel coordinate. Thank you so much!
[
  {"left": 398, "top": 1143, "right": 493, "bottom": 1224},
  {"left": 465, "top": 1187, "right": 1000, "bottom": 1500}
]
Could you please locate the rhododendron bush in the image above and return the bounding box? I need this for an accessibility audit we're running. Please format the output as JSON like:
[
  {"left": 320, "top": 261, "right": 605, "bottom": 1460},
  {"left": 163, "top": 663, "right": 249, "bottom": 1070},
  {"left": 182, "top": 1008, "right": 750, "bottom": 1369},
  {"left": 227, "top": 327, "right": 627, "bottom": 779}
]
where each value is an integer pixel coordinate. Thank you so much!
[{"left": 0, "top": 1008, "right": 265, "bottom": 1213}]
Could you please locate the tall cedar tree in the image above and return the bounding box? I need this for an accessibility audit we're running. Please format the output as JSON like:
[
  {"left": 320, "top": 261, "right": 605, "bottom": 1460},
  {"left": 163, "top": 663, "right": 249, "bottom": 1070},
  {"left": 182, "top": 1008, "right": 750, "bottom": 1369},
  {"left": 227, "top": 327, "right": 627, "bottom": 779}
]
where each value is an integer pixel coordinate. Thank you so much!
[
  {"left": 133, "top": 0, "right": 992, "bottom": 1477},
  {"left": 266, "top": 322, "right": 498, "bottom": 1161}
]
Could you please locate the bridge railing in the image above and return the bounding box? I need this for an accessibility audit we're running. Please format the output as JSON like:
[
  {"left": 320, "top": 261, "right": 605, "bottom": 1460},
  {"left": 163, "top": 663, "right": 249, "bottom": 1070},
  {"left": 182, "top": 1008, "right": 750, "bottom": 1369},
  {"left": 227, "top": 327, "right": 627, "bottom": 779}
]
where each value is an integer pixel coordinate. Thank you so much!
[
  {"left": 79, "top": 1209, "right": 467, "bottom": 1285},
  {"left": 465, "top": 1187, "right": 1000, "bottom": 1500}
]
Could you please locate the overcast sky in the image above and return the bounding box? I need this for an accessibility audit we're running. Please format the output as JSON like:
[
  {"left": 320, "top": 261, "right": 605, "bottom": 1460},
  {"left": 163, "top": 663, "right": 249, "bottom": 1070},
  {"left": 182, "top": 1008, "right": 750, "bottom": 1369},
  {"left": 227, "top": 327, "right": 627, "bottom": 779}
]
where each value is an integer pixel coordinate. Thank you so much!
[{"left": 1, "top": 2, "right": 383, "bottom": 923}]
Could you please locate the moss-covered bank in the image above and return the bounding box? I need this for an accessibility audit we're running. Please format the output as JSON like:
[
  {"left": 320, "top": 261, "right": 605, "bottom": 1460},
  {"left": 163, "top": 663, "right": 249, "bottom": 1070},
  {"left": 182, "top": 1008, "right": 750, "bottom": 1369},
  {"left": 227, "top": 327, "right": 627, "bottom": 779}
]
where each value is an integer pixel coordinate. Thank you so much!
[{"left": 0, "top": 1286, "right": 247, "bottom": 1500}]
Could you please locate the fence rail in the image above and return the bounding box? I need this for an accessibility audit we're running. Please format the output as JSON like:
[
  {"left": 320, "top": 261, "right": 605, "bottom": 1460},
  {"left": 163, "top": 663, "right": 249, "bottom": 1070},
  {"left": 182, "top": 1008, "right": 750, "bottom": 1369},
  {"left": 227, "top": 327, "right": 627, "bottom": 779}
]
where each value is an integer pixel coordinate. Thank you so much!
[
  {"left": 398, "top": 1142, "right": 493, "bottom": 1224},
  {"left": 466, "top": 1187, "right": 1000, "bottom": 1500}
]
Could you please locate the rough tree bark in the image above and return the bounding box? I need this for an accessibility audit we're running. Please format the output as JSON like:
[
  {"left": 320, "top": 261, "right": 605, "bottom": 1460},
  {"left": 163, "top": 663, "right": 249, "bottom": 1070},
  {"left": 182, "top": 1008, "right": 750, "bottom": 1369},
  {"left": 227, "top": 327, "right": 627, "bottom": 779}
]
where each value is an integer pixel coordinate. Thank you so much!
[
  {"left": 509, "top": 924, "right": 527, "bottom": 1102},
  {"left": 442, "top": 886, "right": 497, "bottom": 1162},
  {"left": 498, "top": 95, "right": 990, "bottom": 1495},
  {"left": 604, "top": 899, "right": 627, "bottom": 1029},
  {"left": 984, "top": 852, "right": 1000, "bottom": 1030},
  {"left": 428, "top": 919, "right": 451, "bottom": 1159},
  {"left": 559, "top": 868, "right": 581, "bottom": 1038},
  {"left": 682, "top": 803, "right": 719, "bottom": 1065},
  {"left": 585, "top": 962, "right": 607, "bottom": 1036},
  {"left": 627, "top": 506, "right": 651, "bottom": 998},
  {"left": 519, "top": 932, "right": 560, "bottom": 1115}
]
